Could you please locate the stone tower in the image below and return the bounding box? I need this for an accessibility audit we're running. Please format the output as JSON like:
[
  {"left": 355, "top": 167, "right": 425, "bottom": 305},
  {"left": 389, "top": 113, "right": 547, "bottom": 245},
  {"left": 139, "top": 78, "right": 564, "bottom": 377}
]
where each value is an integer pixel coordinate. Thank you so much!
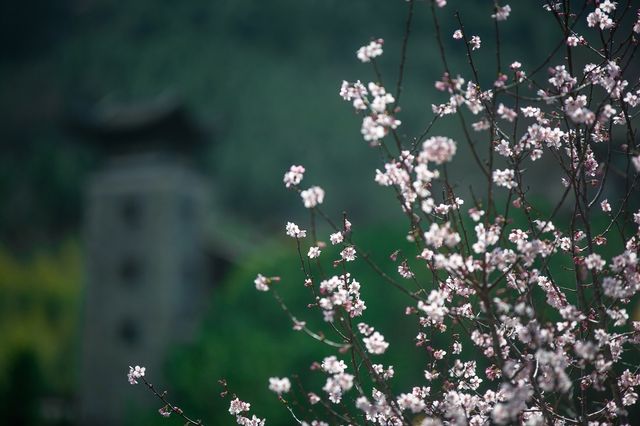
[{"left": 73, "top": 97, "right": 212, "bottom": 425}]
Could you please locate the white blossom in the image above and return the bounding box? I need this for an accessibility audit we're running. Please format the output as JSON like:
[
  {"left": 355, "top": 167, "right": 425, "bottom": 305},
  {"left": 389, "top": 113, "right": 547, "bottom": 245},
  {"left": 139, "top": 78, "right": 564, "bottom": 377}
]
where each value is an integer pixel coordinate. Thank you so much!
[
  {"left": 286, "top": 222, "right": 307, "bottom": 238},
  {"left": 308, "top": 246, "right": 321, "bottom": 259},
  {"left": 268, "top": 377, "right": 291, "bottom": 394},
  {"left": 301, "top": 186, "right": 325, "bottom": 208},
  {"left": 356, "top": 39, "right": 384, "bottom": 63},
  {"left": 492, "top": 5, "right": 511, "bottom": 21},
  {"left": 127, "top": 365, "right": 145, "bottom": 385}
]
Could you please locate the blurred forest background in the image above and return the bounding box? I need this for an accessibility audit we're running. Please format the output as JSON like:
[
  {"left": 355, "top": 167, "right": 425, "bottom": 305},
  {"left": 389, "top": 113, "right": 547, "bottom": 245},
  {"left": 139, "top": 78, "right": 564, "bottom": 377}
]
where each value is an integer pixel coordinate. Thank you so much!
[{"left": 1, "top": 0, "right": 626, "bottom": 425}]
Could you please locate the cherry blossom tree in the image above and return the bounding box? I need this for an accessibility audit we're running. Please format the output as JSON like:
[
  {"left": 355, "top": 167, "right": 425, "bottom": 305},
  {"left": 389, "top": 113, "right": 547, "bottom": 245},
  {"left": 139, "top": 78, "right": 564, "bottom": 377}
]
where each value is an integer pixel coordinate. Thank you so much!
[{"left": 131, "top": 1, "right": 640, "bottom": 425}]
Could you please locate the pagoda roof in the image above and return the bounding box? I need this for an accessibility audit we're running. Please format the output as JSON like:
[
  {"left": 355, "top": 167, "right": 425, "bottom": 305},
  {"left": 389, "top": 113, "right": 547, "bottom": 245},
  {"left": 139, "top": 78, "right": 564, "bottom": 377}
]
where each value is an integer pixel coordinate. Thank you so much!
[{"left": 67, "top": 94, "right": 205, "bottom": 154}]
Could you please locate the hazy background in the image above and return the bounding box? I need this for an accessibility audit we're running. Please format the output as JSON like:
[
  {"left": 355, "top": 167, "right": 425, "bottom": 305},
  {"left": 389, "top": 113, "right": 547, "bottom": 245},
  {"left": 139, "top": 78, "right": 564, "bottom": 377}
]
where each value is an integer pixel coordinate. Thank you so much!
[{"left": 0, "top": 1, "right": 612, "bottom": 425}]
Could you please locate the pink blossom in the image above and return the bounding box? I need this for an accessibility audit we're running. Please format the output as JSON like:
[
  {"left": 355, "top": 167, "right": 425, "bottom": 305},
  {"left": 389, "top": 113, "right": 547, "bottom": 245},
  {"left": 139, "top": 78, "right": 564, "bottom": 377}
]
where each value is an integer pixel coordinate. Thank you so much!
[
  {"left": 363, "top": 331, "right": 389, "bottom": 355},
  {"left": 300, "top": 186, "right": 325, "bottom": 208},
  {"left": 254, "top": 274, "right": 270, "bottom": 292},
  {"left": 470, "top": 36, "right": 481, "bottom": 50},
  {"left": 307, "top": 246, "right": 321, "bottom": 259},
  {"left": 229, "top": 398, "right": 251, "bottom": 415},
  {"left": 491, "top": 5, "right": 511, "bottom": 21},
  {"left": 420, "top": 136, "right": 457, "bottom": 164},
  {"left": 285, "top": 222, "right": 307, "bottom": 238},
  {"left": 356, "top": 39, "right": 384, "bottom": 63},
  {"left": 329, "top": 232, "right": 344, "bottom": 245},
  {"left": 340, "top": 246, "right": 357, "bottom": 262},
  {"left": 268, "top": 377, "right": 291, "bottom": 394},
  {"left": 492, "top": 169, "right": 516, "bottom": 189},
  {"left": 283, "top": 165, "right": 305, "bottom": 188},
  {"left": 127, "top": 365, "right": 145, "bottom": 385}
]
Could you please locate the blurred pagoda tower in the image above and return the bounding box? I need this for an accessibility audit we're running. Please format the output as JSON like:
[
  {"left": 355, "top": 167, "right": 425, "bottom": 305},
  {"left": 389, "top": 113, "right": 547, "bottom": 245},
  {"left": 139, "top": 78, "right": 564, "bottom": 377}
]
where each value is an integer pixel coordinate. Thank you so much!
[{"left": 71, "top": 96, "right": 217, "bottom": 425}]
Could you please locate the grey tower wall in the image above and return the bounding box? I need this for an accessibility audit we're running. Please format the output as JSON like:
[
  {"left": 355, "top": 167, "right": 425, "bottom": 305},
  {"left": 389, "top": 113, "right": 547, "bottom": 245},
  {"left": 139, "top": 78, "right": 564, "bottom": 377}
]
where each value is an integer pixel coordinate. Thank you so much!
[{"left": 80, "top": 153, "right": 210, "bottom": 425}]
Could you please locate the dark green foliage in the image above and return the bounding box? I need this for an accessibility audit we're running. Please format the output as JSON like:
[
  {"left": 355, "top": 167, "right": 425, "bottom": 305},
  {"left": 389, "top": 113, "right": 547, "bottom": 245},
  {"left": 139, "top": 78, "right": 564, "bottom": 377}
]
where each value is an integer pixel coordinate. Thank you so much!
[
  {"left": 0, "top": 350, "right": 44, "bottom": 426},
  {"left": 0, "top": 0, "right": 554, "bottom": 249}
]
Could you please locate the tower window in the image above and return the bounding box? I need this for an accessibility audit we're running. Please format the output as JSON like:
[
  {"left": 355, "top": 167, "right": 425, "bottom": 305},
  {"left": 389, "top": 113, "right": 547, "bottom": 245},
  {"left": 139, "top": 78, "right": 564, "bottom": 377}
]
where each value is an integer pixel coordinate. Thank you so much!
[
  {"left": 117, "top": 318, "right": 140, "bottom": 346},
  {"left": 119, "top": 256, "right": 143, "bottom": 287},
  {"left": 120, "top": 196, "right": 142, "bottom": 229}
]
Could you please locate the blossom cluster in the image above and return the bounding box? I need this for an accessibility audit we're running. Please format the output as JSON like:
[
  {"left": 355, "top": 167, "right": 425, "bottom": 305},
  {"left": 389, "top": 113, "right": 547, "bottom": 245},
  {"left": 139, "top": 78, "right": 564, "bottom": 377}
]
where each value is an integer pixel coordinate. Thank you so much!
[
  {"left": 127, "top": 365, "right": 145, "bottom": 385},
  {"left": 339, "top": 78, "right": 401, "bottom": 143}
]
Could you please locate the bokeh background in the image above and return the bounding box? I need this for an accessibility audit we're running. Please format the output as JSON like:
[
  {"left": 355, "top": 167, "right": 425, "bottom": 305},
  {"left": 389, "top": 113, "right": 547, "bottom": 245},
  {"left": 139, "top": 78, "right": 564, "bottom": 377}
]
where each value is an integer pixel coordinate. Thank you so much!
[{"left": 1, "top": 1, "right": 636, "bottom": 425}]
